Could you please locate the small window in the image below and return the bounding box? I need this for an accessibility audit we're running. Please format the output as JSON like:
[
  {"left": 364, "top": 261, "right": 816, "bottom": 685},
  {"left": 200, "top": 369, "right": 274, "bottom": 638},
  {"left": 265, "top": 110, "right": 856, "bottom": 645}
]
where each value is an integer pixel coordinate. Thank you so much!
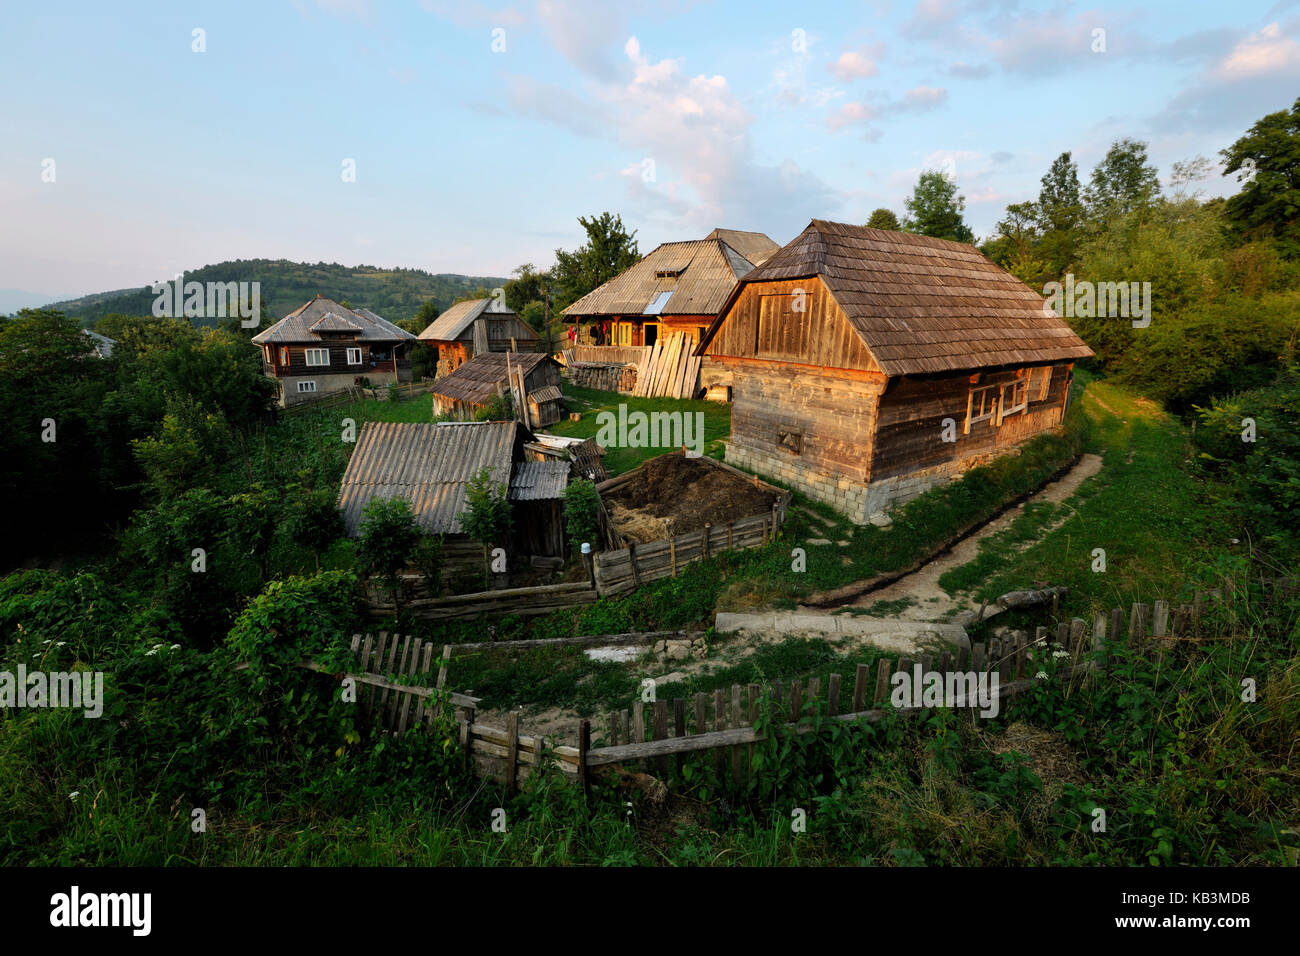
[
  {"left": 964, "top": 383, "right": 999, "bottom": 433},
  {"left": 997, "top": 375, "right": 1029, "bottom": 424},
  {"left": 305, "top": 348, "right": 329, "bottom": 367},
  {"left": 1032, "top": 366, "right": 1052, "bottom": 401},
  {"left": 346, "top": 347, "right": 362, "bottom": 365},
  {"left": 279, "top": 347, "right": 289, "bottom": 364},
  {"left": 777, "top": 429, "right": 803, "bottom": 455},
  {"left": 297, "top": 380, "right": 317, "bottom": 393}
]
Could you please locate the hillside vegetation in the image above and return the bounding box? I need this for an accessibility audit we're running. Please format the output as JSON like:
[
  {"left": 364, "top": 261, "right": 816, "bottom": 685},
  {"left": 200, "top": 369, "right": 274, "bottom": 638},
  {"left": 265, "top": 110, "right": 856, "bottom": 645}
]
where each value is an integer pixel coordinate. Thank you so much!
[{"left": 41, "top": 260, "right": 509, "bottom": 326}]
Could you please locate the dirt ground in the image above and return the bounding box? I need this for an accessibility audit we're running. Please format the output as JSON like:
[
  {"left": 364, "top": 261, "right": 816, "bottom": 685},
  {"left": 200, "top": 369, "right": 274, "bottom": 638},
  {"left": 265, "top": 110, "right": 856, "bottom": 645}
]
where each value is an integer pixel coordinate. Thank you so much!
[
  {"left": 604, "top": 455, "right": 779, "bottom": 543},
  {"left": 837, "top": 453, "right": 1104, "bottom": 620}
]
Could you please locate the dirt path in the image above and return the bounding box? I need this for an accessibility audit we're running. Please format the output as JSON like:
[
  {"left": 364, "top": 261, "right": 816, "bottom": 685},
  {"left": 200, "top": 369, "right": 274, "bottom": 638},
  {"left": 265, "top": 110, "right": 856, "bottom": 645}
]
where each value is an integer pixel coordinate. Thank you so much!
[{"left": 836, "top": 453, "right": 1104, "bottom": 621}]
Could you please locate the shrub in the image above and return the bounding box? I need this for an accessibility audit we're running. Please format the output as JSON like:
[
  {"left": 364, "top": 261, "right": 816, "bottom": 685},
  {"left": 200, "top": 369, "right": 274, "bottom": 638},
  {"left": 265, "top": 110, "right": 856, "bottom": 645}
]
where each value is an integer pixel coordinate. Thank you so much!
[{"left": 562, "top": 478, "right": 600, "bottom": 554}]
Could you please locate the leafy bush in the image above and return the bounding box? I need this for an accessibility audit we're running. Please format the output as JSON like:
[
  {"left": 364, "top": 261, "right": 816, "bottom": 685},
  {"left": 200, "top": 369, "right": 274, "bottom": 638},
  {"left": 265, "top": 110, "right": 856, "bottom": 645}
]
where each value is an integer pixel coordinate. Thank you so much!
[
  {"left": 458, "top": 467, "right": 513, "bottom": 551},
  {"left": 356, "top": 497, "right": 422, "bottom": 608},
  {"left": 562, "top": 478, "right": 600, "bottom": 553}
]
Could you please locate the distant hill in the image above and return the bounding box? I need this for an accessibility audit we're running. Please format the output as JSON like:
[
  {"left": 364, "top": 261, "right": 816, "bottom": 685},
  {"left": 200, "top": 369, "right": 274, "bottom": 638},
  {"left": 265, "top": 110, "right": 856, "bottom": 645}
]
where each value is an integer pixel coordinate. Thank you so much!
[{"left": 38, "top": 259, "right": 510, "bottom": 326}]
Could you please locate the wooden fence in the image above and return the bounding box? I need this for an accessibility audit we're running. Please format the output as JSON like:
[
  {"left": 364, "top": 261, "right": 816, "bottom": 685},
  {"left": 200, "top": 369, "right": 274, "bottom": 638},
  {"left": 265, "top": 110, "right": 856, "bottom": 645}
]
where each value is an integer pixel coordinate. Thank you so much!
[
  {"left": 593, "top": 507, "right": 787, "bottom": 595},
  {"left": 366, "top": 580, "right": 599, "bottom": 620},
  {"left": 282, "top": 380, "right": 434, "bottom": 414},
  {"left": 432, "top": 579, "right": 1300, "bottom": 790},
  {"left": 562, "top": 346, "right": 651, "bottom": 368}
]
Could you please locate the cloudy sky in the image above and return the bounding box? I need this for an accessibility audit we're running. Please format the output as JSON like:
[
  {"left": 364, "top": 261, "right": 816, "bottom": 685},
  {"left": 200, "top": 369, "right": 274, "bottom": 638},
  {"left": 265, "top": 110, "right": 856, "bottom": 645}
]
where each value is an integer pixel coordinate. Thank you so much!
[{"left": 2, "top": 0, "right": 1297, "bottom": 301}]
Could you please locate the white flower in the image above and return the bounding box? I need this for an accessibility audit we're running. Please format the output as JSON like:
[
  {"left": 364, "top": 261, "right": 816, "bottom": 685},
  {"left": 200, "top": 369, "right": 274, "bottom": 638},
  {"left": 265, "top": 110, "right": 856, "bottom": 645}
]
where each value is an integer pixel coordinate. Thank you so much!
[
  {"left": 1035, "top": 671, "right": 1048, "bottom": 680},
  {"left": 56, "top": 641, "right": 66, "bottom": 647},
  {"left": 145, "top": 648, "right": 159, "bottom": 656},
  {"left": 69, "top": 791, "right": 80, "bottom": 801},
  {"left": 1052, "top": 650, "right": 1070, "bottom": 660},
  {"left": 169, "top": 644, "right": 181, "bottom": 651}
]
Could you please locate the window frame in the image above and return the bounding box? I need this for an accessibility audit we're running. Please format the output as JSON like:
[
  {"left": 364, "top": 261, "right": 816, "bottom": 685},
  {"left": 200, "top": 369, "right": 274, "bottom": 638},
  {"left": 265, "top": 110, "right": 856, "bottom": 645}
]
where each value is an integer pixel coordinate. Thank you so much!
[
  {"left": 346, "top": 347, "right": 363, "bottom": 366},
  {"left": 296, "top": 380, "right": 317, "bottom": 393},
  {"left": 304, "top": 348, "right": 330, "bottom": 367}
]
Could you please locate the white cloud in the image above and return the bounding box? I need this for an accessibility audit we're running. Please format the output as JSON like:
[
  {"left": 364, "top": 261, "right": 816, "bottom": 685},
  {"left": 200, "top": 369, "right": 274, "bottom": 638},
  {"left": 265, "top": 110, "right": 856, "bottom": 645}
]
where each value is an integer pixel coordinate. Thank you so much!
[
  {"left": 828, "top": 50, "right": 879, "bottom": 80},
  {"left": 1213, "top": 21, "right": 1300, "bottom": 78}
]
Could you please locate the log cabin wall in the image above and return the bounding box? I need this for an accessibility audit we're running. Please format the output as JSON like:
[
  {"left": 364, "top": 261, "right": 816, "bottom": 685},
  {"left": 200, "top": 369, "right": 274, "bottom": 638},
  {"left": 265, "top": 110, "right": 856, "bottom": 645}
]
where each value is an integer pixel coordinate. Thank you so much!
[
  {"left": 707, "top": 278, "right": 887, "bottom": 521},
  {"left": 871, "top": 362, "right": 1072, "bottom": 481}
]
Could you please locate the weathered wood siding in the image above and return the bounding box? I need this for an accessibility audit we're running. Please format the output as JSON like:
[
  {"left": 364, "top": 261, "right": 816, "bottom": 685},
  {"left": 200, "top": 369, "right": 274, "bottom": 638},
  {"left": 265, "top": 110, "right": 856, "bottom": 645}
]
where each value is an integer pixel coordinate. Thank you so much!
[
  {"left": 705, "top": 277, "right": 880, "bottom": 373},
  {"left": 871, "top": 363, "right": 1073, "bottom": 481},
  {"left": 717, "top": 359, "right": 883, "bottom": 482}
]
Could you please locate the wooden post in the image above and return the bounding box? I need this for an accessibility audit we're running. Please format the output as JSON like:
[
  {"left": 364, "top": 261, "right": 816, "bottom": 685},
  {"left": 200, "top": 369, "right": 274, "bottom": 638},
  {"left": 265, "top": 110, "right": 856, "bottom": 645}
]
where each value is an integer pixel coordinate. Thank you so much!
[
  {"left": 505, "top": 711, "right": 519, "bottom": 792},
  {"left": 731, "top": 685, "right": 743, "bottom": 787},
  {"left": 673, "top": 698, "right": 686, "bottom": 777},
  {"left": 436, "top": 643, "right": 451, "bottom": 690},
  {"left": 577, "top": 720, "right": 591, "bottom": 803},
  {"left": 874, "top": 659, "right": 891, "bottom": 708},
  {"left": 853, "top": 663, "right": 869, "bottom": 712},
  {"left": 652, "top": 700, "right": 668, "bottom": 778},
  {"left": 628, "top": 542, "right": 642, "bottom": 588},
  {"left": 713, "top": 688, "right": 727, "bottom": 783},
  {"left": 827, "top": 673, "right": 841, "bottom": 717},
  {"left": 669, "top": 536, "right": 677, "bottom": 577}
]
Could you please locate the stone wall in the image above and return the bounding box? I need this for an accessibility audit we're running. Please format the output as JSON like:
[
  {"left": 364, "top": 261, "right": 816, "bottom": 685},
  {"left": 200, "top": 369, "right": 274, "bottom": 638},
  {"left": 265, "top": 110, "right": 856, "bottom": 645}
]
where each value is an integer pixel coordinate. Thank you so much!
[{"left": 724, "top": 441, "right": 1005, "bottom": 525}]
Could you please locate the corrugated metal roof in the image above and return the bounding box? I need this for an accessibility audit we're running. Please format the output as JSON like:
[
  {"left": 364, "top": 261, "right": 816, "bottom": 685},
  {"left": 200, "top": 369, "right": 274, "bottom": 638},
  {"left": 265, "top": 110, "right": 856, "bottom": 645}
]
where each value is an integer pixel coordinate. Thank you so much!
[
  {"left": 251, "top": 296, "right": 416, "bottom": 345},
  {"left": 417, "top": 297, "right": 528, "bottom": 343},
  {"left": 430, "top": 352, "right": 556, "bottom": 405},
  {"left": 563, "top": 229, "right": 780, "bottom": 318},
  {"left": 702, "top": 219, "right": 1094, "bottom": 376},
  {"left": 309, "top": 311, "right": 363, "bottom": 332},
  {"left": 707, "top": 228, "right": 782, "bottom": 266},
  {"left": 508, "top": 460, "right": 569, "bottom": 501},
  {"left": 337, "top": 420, "right": 519, "bottom": 535}
]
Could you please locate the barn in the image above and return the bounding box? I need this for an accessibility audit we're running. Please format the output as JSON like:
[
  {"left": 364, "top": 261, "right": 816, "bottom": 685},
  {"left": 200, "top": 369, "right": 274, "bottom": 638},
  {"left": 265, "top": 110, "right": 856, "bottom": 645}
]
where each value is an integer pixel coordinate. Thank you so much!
[
  {"left": 697, "top": 219, "right": 1095, "bottom": 524},
  {"left": 429, "top": 351, "right": 565, "bottom": 427},
  {"left": 417, "top": 297, "right": 541, "bottom": 378}
]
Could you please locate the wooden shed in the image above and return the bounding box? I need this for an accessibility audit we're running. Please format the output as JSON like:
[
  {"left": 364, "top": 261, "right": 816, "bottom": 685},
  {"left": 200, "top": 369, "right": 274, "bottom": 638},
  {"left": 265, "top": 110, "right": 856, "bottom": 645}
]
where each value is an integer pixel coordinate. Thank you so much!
[
  {"left": 337, "top": 420, "right": 569, "bottom": 560},
  {"left": 697, "top": 219, "right": 1094, "bottom": 524},
  {"left": 429, "top": 351, "right": 564, "bottom": 427},
  {"left": 417, "top": 298, "right": 540, "bottom": 377}
]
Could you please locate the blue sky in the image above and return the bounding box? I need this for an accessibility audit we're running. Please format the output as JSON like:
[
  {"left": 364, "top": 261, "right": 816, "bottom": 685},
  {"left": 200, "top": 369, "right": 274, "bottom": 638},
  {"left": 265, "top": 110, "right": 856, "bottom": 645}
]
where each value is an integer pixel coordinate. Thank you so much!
[{"left": 2, "top": 0, "right": 1297, "bottom": 302}]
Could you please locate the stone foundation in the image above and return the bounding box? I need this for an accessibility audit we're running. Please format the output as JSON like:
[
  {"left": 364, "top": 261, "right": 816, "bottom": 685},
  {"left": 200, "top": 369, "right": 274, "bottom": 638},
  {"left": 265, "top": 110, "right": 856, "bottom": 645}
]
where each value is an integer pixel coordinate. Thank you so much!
[{"left": 723, "top": 442, "right": 1000, "bottom": 525}]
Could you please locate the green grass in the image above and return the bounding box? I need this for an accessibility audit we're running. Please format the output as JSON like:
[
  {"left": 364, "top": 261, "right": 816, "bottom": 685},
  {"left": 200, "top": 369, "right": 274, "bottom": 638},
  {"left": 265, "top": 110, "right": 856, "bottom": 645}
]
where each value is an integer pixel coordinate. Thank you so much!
[{"left": 546, "top": 385, "right": 732, "bottom": 475}]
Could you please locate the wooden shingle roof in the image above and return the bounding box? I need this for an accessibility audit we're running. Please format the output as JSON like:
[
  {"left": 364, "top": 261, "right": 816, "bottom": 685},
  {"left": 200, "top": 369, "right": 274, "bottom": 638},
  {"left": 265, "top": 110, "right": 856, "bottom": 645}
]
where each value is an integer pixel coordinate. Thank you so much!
[
  {"left": 564, "top": 229, "right": 780, "bottom": 319},
  {"left": 705, "top": 219, "right": 1094, "bottom": 376},
  {"left": 429, "top": 351, "right": 556, "bottom": 406},
  {"left": 251, "top": 295, "right": 415, "bottom": 345}
]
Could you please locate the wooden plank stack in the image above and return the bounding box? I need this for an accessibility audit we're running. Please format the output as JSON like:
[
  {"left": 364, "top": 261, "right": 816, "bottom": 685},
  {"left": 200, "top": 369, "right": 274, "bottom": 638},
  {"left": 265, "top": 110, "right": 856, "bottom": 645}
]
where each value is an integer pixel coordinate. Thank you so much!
[{"left": 633, "top": 332, "right": 701, "bottom": 399}]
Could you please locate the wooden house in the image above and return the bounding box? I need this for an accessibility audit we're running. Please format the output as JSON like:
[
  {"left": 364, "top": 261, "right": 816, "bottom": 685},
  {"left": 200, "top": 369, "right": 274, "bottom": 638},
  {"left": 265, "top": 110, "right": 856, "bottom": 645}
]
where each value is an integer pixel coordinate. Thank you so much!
[
  {"left": 252, "top": 294, "right": 417, "bottom": 406},
  {"left": 417, "top": 298, "right": 540, "bottom": 378},
  {"left": 697, "top": 219, "right": 1094, "bottom": 524},
  {"left": 337, "top": 420, "right": 569, "bottom": 559},
  {"left": 563, "top": 228, "right": 779, "bottom": 352},
  {"left": 429, "top": 351, "right": 564, "bottom": 427}
]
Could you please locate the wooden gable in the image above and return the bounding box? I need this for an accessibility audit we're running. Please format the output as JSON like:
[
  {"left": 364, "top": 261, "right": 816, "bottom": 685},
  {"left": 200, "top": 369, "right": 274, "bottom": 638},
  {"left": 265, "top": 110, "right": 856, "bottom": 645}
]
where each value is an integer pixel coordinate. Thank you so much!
[{"left": 703, "top": 276, "right": 881, "bottom": 374}]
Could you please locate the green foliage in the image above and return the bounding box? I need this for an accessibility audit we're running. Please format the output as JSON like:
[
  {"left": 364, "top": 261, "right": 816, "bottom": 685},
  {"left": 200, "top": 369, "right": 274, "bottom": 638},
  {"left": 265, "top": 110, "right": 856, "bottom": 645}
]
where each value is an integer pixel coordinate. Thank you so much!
[
  {"left": 902, "top": 170, "right": 974, "bottom": 243},
  {"left": 46, "top": 260, "right": 508, "bottom": 328},
  {"left": 356, "top": 497, "right": 422, "bottom": 606},
  {"left": 458, "top": 467, "right": 513, "bottom": 550},
  {"left": 412, "top": 533, "right": 444, "bottom": 593},
  {"left": 1220, "top": 96, "right": 1300, "bottom": 258},
  {"left": 562, "top": 478, "right": 600, "bottom": 553},
  {"left": 553, "top": 212, "right": 640, "bottom": 311},
  {"left": 865, "top": 208, "right": 900, "bottom": 230},
  {"left": 1084, "top": 137, "right": 1161, "bottom": 220}
]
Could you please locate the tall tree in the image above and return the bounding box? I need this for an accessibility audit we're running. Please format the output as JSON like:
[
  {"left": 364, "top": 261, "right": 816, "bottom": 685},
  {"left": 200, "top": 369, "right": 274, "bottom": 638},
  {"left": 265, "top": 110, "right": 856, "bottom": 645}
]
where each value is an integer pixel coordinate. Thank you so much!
[
  {"left": 1220, "top": 96, "right": 1300, "bottom": 259},
  {"left": 901, "top": 171, "right": 974, "bottom": 243},
  {"left": 552, "top": 212, "right": 640, "bottom": 309},
  {"left": 1084, "top": 138, "right": 1160, "bottom": 219},
  {"left": 866, "top": 208, "right": 900, "bottom": 230},
  {"left": 1036, "top": 152, "right": 1083, "bottom": 233}
]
